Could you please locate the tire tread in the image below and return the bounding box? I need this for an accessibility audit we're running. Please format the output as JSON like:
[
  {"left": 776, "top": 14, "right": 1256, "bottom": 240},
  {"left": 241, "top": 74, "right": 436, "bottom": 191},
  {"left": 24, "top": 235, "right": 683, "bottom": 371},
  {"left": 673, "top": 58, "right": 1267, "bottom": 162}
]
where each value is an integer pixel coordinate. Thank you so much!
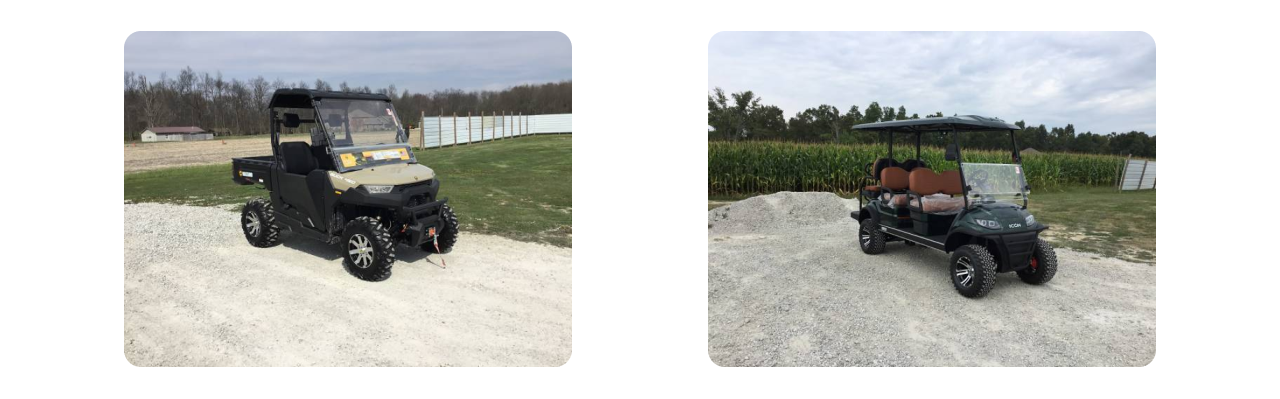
[{"left": 344, "top": 216, "right": 395, "bottom": 281}]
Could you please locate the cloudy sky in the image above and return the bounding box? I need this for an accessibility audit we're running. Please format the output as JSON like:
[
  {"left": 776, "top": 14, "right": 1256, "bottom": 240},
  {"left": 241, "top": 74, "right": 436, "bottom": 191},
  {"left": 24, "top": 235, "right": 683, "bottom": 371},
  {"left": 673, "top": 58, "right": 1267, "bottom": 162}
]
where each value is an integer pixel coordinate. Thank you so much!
[
  {"left": 125, "top": 31, "right": 570, "bottom": 93},
  {"left": 709, "top": 32, "right": 1155, "bottom": 135}
]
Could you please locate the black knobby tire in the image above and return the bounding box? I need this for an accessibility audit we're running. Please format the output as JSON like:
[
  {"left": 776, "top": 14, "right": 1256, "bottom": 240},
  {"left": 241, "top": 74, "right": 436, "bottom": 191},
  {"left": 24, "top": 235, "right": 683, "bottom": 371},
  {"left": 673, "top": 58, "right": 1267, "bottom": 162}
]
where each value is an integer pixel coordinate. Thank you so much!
[
  {"left": 421, "top": 204, "right": 459, "bottom": 254},
  {"left": 241, "top": 198, "right": 281, "bottom": 248},
  {"left": 1017, "top": 238, "right": 1059, "bottom": 285},
  {"left": 859, "top": 218, "right": 886, "bottom": 254},
  {"left": 342, "top": 216, "right": 396, "bottom": 281},
  {"left": 950, "top": 244, "right": 998, "bottom": 298}
]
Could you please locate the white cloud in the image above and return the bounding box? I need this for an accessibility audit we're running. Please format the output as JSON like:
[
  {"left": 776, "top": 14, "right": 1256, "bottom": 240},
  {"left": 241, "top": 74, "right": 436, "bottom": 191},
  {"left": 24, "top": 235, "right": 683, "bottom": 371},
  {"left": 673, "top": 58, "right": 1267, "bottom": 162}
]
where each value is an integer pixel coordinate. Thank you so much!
[
  {"left": 709, "top": 32, "right": 1156, "bottom": 134},
  {"left": 125, "top": 32, "right": 571, "bottom": 94}
]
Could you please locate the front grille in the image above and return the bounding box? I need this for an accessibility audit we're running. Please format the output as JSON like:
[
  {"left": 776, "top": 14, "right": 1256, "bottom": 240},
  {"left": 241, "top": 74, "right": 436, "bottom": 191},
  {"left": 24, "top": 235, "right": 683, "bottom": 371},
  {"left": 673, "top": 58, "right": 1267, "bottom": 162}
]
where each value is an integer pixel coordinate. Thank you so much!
[
  {"left": 406, "top": 193, "right": 433, "bottom": 208},
  {"left": 395, "top": 179, "right": 437, "bottom": 210},
  {"left": 397, "top": 179, "right": 432, "bottom": 191}
]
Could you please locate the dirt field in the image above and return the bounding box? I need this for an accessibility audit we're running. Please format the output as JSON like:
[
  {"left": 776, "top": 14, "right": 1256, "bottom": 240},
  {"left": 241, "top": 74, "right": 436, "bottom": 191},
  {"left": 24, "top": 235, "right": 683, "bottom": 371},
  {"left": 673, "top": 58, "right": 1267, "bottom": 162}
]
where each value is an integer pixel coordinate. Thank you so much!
[
  {"left": 124, "top": 202, "right": 570, "bottom": 366},
  {"left": 708, "top": 192, "right": 1155, "bottom": 367},
  {"left": 123, "top": 130, "right": 423, "bottom": 173}
]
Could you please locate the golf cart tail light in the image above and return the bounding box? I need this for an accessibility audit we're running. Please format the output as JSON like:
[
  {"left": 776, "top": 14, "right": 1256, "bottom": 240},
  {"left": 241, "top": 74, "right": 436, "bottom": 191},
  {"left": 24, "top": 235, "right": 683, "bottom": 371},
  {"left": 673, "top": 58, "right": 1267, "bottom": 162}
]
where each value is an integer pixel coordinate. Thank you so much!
[
  {"left": 1025, "top": 215, "right": 1036, "bottom": 225},
  {"left": 976, "top": 219, "right": 1002, "bottom": 229},
  {"left": 364, "top": 185, "right": 393, "bottom": 194}
]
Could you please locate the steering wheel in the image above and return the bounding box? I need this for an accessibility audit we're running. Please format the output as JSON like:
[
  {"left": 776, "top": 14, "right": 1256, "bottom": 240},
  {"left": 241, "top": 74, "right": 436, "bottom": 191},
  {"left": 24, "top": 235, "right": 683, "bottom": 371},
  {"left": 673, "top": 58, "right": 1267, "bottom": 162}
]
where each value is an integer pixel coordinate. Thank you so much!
[
  {"left": 969, "top": 169, "right": 995, "bottom": 202},
  {"left": 971, "top": 169, "right": 992, "bottom": 188}
]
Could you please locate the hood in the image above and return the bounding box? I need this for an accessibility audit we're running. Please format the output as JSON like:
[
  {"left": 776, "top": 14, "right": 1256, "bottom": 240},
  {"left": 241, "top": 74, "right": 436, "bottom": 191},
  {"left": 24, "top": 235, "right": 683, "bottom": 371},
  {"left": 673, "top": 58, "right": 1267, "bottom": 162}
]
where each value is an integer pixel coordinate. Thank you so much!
[{"left": 329, "top": 163, "right": 435, "bottom": 190}]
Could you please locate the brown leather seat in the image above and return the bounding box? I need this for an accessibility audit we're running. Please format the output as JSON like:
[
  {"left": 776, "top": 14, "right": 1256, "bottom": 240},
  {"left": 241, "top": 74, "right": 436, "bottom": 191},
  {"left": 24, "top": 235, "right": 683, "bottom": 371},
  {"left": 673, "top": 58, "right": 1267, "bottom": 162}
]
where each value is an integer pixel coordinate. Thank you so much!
[
  {"left": 908, "top": 168, "right": 965, "bottom": 214},
  {"left": 879, "top": 166, "right": 910, "bottom": 207}
]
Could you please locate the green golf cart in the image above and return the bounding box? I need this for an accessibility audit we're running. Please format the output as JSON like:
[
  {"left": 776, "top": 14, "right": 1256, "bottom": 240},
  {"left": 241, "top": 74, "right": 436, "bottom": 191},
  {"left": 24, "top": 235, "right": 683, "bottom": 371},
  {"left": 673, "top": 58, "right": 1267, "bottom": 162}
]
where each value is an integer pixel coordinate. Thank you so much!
[{"left": 851, "top": 116, "right": 1057, "bottom": 298}]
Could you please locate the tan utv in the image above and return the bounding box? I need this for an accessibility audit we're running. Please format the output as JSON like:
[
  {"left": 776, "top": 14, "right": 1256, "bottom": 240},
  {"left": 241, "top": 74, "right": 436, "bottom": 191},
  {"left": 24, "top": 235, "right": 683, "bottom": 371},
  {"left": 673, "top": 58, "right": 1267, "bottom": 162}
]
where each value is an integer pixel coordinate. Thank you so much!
[{"left": 232, "top": 89, "right": 458, "bottom": 281}]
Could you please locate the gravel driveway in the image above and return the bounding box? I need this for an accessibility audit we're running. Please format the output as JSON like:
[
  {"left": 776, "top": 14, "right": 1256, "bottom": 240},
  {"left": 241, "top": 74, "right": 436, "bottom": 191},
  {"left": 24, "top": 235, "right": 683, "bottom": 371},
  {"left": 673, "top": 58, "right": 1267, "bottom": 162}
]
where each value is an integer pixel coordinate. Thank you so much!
[
  {"left": 708, "top": 192, "right": 1155, "bottom": 367},
  {"left": 124, "top": 203, "right": 570, "bottom": 366}
]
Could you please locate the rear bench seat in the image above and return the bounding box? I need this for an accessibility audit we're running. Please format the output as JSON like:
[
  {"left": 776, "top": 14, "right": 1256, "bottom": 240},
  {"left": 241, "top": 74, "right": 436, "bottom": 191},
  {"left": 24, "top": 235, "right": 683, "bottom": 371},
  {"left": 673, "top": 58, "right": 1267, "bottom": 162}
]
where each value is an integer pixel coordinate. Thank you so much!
[
  {"left": 864, "top": 158, "right": 899, "bottom": 193},
  {"left": 879, "top": 166, "right": 910, "bottom": 207},
  {"left": 908, "top": 168, "right": 965, "bottom": 214}
]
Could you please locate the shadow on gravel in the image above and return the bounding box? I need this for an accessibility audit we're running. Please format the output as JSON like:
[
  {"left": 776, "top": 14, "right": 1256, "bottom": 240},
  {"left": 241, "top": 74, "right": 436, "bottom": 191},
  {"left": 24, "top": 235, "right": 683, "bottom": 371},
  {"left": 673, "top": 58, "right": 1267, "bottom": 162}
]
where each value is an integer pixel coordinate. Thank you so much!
[
  {"left": 279, "top": 232, "right": 342, "bottom": 261},
  {"left": 276, "top": 230, "right": 448, "bottom": 281},
  {"left": 856, "top": 243, "right": 1050, "bottom": 299}
]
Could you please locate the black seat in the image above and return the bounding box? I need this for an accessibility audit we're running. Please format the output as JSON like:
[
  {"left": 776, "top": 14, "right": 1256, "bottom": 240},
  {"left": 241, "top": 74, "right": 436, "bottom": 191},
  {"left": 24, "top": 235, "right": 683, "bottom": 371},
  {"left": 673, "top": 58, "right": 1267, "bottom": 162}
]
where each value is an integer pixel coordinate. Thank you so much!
[
  {"left": 280, "top": 142, "right": 316, "bottom": 175},
  {"left": 900, "top": 159, "right": 928, "bottom": 172}
]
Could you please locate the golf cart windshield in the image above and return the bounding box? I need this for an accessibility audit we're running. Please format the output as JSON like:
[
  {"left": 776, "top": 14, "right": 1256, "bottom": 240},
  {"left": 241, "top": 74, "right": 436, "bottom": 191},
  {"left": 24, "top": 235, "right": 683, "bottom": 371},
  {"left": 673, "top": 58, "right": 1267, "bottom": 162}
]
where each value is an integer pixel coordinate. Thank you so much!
[
  {"left": 962, "top": 163, "right": 1028, "bottom": 205},
  {"left": 317, "top": 99, "right": 405, "bottom": 148}
]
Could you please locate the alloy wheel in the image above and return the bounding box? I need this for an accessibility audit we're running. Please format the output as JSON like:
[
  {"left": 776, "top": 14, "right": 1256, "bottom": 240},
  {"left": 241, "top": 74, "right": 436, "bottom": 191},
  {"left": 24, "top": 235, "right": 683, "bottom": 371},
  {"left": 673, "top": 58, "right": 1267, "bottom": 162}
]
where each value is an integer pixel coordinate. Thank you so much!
[
  {"left": 245, "top": 212, "right": 261, "bottom": 237},
  {"left": 348, "top": 234, "right": 374, "bottom": 269},
  {"left": 955, "top": 256, "right": 974, "bottom": 287}
]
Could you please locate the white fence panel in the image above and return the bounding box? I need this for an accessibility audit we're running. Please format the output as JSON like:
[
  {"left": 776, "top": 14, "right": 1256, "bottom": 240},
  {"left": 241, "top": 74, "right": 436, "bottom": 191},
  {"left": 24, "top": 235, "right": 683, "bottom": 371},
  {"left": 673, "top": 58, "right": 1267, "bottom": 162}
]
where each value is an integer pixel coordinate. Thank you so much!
[
  {"left": 1119, "top": 159, "right": 1156, "bottom": 191},
  {"left": 420, "top": 113, "right": 570, "bottom": 148},
  {"left": 529, "top": 114, "right": 572, "bottom": 134}
]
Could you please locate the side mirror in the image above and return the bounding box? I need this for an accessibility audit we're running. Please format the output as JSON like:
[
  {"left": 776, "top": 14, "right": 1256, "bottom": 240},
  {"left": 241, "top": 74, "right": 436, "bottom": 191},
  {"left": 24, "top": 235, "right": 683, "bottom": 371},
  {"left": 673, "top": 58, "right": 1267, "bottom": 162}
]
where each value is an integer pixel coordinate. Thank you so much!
[
  {"left": 283, "top": 113, "right": 302, "bottom": 128},
  {"left": 945, "top": 144, "right": 959, "bottom": 161}
]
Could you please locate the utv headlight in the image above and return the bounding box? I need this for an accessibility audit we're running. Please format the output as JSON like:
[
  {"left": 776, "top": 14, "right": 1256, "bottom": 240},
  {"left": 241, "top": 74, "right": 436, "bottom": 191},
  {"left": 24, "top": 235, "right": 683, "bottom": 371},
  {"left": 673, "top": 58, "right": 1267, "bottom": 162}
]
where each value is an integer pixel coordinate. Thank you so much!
[
  {"left": 363, "top": 185, "right": 394, "bottom": 194},
  {"left": 1025, "top": 215, "right": 1036, "bottom": 226},
  {"left": 975, "top": 219, "right": 1002, "bottom": 230}
]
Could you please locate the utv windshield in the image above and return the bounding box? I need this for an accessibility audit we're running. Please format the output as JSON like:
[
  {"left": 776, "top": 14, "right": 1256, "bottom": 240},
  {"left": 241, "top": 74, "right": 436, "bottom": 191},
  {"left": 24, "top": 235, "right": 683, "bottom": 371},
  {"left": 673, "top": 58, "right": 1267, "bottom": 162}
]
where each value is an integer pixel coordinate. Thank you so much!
[
  {"left": 315, "top": 99, "right": 414, "bottom": 171},
  {"left": 962, "top": 163, "right": 1029, "bottom": 206},
  {"left": 316, "top": 99, "right": 406, "bottom": 148}
]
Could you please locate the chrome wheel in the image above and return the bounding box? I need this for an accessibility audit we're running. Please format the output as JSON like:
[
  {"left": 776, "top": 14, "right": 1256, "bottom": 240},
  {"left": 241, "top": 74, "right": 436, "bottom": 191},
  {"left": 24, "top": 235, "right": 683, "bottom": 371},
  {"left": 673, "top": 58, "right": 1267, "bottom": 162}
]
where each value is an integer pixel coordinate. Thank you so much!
[
  {"left": 245, "top": 211, "right": 261, "bottom": 237},
  {"left": 859, "top": 225, "right": 871, "bottom": 248},
  {"left": 348, "top": 234, "right": 374, "bottom": 269},
  {"left": 955, "top": 256, "right": 974, "bottom": 287}
]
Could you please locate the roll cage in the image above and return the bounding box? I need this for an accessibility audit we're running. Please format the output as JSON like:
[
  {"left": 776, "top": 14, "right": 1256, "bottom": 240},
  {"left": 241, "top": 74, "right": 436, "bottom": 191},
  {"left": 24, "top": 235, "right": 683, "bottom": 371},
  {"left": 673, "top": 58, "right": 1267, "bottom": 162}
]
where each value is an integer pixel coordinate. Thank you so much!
[{"left": 266, "top": 89, "right": 410, "bottom": 172}]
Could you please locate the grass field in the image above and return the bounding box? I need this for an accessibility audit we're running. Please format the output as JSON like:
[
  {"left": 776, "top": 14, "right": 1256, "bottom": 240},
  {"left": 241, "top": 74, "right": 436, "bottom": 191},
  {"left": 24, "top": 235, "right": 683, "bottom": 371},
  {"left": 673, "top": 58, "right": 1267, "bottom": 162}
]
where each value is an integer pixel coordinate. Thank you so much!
[
  {"left": 124, "top": 135, "right": 572, "bottom": 247},
  {"left": 1029, "top": 187, "right": 1155, "bottom": 263},
  {"left": 710, "top": 187, "right": 1155, "bottom": 264}
]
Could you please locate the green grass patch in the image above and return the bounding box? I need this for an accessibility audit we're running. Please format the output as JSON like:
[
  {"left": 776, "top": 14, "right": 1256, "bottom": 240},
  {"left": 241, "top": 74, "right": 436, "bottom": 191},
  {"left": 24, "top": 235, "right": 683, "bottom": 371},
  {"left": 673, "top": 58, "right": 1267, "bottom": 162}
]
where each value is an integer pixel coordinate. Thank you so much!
[
  {"left": 1029, "top": 187, "right": 1155, "bottom": 264},
  {"left": 124, "top": 135, "right": 572, "bottom": 247}
]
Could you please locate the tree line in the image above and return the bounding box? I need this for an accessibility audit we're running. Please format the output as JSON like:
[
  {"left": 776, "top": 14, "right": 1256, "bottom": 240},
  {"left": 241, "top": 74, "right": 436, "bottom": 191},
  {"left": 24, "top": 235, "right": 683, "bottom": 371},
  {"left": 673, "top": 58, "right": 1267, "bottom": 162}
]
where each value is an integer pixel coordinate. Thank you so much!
[
  {"left": 708, "top": 87, "right": 1155, "bottom": 158},
  {"left": 124, "top": 67, "right": 571, "bottom": 141}
]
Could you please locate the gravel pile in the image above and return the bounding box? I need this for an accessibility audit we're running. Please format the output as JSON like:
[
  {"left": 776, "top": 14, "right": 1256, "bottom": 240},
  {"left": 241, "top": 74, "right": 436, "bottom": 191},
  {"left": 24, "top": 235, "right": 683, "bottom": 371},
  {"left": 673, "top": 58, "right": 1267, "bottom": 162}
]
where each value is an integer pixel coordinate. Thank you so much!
[
  {"left": 709, "top": 191, "right": 859, "bottom": 233},
  {"left": 708, "top": 192, "right": 1155, "bottom": 367},
  {"left": 124, "top": 202, "right": 571, "bottom": 366}
]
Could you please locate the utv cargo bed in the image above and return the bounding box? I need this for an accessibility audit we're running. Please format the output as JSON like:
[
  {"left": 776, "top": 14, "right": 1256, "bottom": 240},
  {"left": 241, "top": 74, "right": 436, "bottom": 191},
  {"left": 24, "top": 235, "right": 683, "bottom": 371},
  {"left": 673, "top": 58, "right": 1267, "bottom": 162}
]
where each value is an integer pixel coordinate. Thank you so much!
[{"left": 232, "top": 155, "right": 273, "bottom": 187}]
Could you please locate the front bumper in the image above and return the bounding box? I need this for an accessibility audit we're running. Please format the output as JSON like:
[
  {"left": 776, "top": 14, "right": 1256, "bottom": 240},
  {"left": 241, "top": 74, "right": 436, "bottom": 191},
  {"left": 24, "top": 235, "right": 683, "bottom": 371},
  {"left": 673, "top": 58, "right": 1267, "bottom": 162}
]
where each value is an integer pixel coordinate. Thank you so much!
[
  {"left": 338, "top": 179, "right": 448, "bottom": 247},
  {"left": 401, "top": 198, "right": 448, "bottom": 247},
  {"left": 980, "top": 229, "right": 1042, "bottom": 272}
]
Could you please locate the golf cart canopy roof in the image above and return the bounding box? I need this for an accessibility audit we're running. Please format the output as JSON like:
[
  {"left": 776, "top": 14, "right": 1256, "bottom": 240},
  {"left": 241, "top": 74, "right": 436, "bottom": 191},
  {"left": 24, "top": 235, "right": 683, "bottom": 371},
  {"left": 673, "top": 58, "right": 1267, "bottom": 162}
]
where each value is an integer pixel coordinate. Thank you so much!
[
  {"left": 268, "top": 89, "right": 393, "bottom": 109},
  {"left": 852, "top": 115, "right": 1020, "bottom": 132}
]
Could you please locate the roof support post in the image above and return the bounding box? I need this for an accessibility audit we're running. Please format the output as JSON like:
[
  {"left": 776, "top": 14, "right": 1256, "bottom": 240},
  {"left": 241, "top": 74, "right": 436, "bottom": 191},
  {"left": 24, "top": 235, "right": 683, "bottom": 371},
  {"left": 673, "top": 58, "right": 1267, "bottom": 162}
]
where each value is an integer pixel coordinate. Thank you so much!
[
  {"left": 952, "top": 128, "right": 968, "bottom": 210},
  {"left": 915, "top": 132, "right": 922, "bottom": 159},
  {"left": 888, "top": 131, "right": 893, "bottom": 160}
]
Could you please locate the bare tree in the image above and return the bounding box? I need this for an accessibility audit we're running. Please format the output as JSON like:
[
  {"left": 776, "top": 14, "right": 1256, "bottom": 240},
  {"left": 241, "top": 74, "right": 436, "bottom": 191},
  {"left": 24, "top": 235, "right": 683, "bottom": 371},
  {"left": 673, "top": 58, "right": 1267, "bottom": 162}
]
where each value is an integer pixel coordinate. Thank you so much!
[
  {"left": 122, "top": 69, "right": 571, "bottom": 140},
  {"left": 137, "top": 76, "right": 173, "bottom": 130}
]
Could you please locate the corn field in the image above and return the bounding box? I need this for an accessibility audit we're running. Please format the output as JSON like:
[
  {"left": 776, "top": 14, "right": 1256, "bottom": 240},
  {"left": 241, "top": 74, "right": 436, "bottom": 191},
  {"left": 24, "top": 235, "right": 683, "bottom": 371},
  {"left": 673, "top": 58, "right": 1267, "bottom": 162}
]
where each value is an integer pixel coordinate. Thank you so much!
[{"left": 709, "top": 141, "right": 1126, "bottom": 195}]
